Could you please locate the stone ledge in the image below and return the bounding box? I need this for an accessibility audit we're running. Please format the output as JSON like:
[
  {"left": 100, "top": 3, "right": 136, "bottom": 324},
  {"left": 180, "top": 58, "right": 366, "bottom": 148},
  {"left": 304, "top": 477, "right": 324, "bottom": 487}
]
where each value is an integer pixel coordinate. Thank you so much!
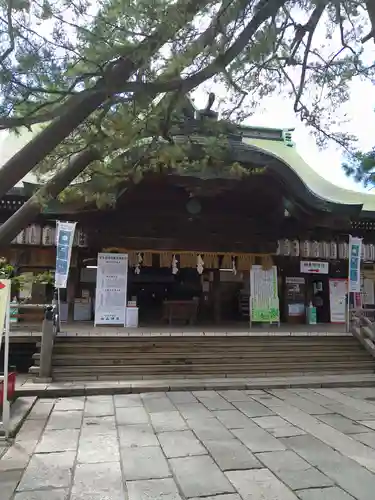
[
  {"left": 14, "top": 374, "right": 375, "bottom": 398},
  {"left": 0, "top": 396, "right": 37, "bottom": 439}
]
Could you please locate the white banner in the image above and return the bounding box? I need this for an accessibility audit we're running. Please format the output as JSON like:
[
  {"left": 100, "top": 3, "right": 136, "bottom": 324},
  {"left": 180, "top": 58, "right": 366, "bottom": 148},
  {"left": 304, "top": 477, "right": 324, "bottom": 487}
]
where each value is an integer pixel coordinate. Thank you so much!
[
  {"left": 348, "top": 236, "right": 362, "bottom": 292},
  {"left": 329, "top": 279, "right": 347, "bottom": 323},
  {"left": 94, "top": 253, "right": 128, "bottom": 326},
  {"left": 55, "top": 221, "right": 76, "bottom": 288}
]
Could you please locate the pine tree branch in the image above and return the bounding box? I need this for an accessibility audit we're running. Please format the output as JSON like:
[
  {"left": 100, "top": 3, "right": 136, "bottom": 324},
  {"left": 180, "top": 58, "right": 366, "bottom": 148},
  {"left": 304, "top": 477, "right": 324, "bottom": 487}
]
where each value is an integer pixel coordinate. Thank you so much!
[
  {"left": 0, "top": 0, "right": 211, "bottom": 199},
  {"left": 0, "top": 0, "right": 15, "bottom": 64},
  {"left": 362, "top": 1, "right": 375, "bottom": 43},
  {"left": 0, "top": 147, "right": 100, "bottom": 247}
]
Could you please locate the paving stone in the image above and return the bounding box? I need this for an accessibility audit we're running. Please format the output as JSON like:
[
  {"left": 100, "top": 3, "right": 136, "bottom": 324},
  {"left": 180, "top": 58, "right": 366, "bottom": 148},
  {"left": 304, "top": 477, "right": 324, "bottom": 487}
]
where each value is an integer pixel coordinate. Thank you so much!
[
  {"left": 219, "top": 390, "right": 251, "bottom": 402},
  {"left": 143, "top": 396, "right": 176, "bottom": 413},
  {"left": 70, "top": 462, "right": 125, "bottom": 500},
  {"left": 121, "top": 446, "right": 171, "bottom": 480},
  {"left": 190, "top": 496, "right": 241, "bottom": 500},
  {"left": 297, "top": 487, "right": 355, "bottom": 500},
  {"left": 14, "top": 490, "right": 69, "bottom": 500},
  {"left": 16, "top": 420, "right": 47, "bottom": 441},
  {"left": 360, "top": 420, "right": 375, "bottom": 430},
  {"left": 268, "top": 426, "right": 306, "bottom": 438},
  {"left": 116, "top": 406, "right": 149, "bottom": 425},
  {"left": 233, "top": 400, "right": 274, "bottom": 417},
  {"left": 0, "top": 441, "right": 36, "bottom": 470},
  {"left": 269, "top": 391, "right": 333, "bottom": 415},
  {"left": 226, "top": 468, "right": 298, "bottom": 500},
  {"left": 127, "top": 478, "right": 182, "bottom": 500},
  {"left": 158, "top": 430, "right": 206, "bottom": 458},
  {"left": 169, "top": 455, "right": 234, "bottom": 498},
  {"left": 150, "top": 411, "right": 188, "bottom": 432},
  {"left": 259, "top": 398, "right": 375, "bottom": 473},
  {"left": 276, "top": 468, "right": 334, "bottom": 491},
  {"left": 318, "top": 414, "right": 373, "bottom": 434},
  {"left": 27, "top": 400, "right": 55, "bottom": 420},
  {"left": 17, "top": 451, "right": 75, "bottom": 491},
  {"left": 81, "top": 415, "right": 116, "bottom": 436},
  {"left": 46, "top": 410, "right": 83, "bottom": 430},
  {"left": 204, "top": 439, "right": 261, "bottom": 471},
  {"left": 325, "top": 402, "right": 374, "bottom": 421},
  {"left": 232, "top": 426, "right": 286, "bottom": 452},
  {"left": 214, "top": 410, "right": 252, "bottom": 429},
  {"left": 77, "top": 433, "right": 120, "bottom": 463},
  {"left": 0, "top": 470, "right": 26, "bottom": 500},
  {"left": 119, "top": 423, "right": 158, "bottom": 447},
  {"left": 315, "top": 389, "right": 375, "bottom": 415},
  {"left": 167, "top": 391, "right": 197, "bottom": 404},
  {"left": 142, "top": 392, "right": 168, "bottom": 400},
  {"left": 284, "top": 435, "right": 375, "bottom": 500},
  {"left": 198, "top": 396, "right": 234, "bottom": 411},
  {"left": 352, "top": 432, "right": 375, "bottom": 448},
  {"left": 187, "top": 417, "right": 233, "bottom": 442},
  {"left": 176, "top": 402, "right": 215, "bottom": 420},
  {"left": 193, "top": 391, "right": 219, "bottom": 399},
  {"left": 114, "top": 394, "right": 143, "bottom": 407},
  {"left": 54, "top": 397, "right": 85, "bottom": 411},
  {"left": 84, "top": 399, "right": 114, "bottom": 417},
  {"left": 253, "top": 416, "right": 289, "bottom": 429},
  {"left": 256, "top": 450, "right": 311, "bottom": 472},
  {"left": 35, "top": 429, "right": 80, "bottom": 453}
]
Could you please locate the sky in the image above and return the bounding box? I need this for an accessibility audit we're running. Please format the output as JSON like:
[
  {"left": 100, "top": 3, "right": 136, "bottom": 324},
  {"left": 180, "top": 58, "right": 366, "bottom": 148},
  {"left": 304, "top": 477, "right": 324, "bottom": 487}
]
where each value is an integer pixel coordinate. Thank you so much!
[{"left": 191, "top": 78, "right": 375, "bottom": 194}]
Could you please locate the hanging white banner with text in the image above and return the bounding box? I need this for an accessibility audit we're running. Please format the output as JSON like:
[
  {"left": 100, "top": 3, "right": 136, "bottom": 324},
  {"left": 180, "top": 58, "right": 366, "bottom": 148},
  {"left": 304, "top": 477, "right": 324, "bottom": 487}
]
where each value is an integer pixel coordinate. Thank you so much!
[
  {"left": 55, "top": 221, "right": 77, "bottom": 288},
  {"left": 348, "top": 236, "right": 362, "bottom": 293},
  {"left": 329, "top": 279, "right": 347, "bottom": 324},
  {"left": 94, "top": 253, "right": 128, "bottom": 326}
]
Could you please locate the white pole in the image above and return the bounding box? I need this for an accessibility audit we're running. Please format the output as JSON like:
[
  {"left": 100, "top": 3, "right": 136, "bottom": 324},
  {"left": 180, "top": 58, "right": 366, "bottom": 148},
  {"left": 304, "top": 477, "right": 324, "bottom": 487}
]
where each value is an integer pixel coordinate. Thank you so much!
[
  {"left": 2, "top": 283, "right": 11, "bottom": 439},
  {"left": 57, "top": 287, "right": 61, "bottom": 332},
  {"left": 347, "top": 235, "right": 351, "bottom": 333}
]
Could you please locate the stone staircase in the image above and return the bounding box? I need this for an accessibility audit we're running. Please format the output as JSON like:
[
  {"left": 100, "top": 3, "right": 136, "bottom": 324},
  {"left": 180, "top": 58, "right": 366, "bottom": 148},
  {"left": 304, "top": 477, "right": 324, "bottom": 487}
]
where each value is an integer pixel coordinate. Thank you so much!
[{"left": 29, "top": 335, "right": 375, "bottom": 381}]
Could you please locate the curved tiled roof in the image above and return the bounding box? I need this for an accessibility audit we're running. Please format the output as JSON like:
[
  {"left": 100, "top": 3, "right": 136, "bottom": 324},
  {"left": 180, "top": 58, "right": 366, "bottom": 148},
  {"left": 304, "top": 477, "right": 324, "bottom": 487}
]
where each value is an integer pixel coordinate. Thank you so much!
[{"left": 243, "top": 137, "right": 373, "bottom": 213}]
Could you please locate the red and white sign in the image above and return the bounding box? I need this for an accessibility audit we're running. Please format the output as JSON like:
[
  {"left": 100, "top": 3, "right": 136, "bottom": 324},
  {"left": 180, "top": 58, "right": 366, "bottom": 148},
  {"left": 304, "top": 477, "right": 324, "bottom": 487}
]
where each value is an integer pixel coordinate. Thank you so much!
[{"left": 300, "top": 261, "right": 329, "bottom": 274}]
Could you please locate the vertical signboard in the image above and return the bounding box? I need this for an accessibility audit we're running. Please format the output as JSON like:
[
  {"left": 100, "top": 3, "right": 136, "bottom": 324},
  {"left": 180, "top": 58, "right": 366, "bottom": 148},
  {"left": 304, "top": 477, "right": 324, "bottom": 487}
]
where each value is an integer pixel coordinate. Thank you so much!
[
  {"left": 94, "top": 253, "right": 128, "bottom": 326},
  {"left": 0, "top": 279, "right": 11, "bottom": 349},
  {"left": 55, "top": 221, "right": 77, "bottom": 288},
  {"left": 348, "top": 236, "right": 362, "bottom": 293},
  {"left": 250, "top": 265, "right": 280, "bottom": 324},
  {"left": 329, "top": 278, "right": 348, "bottom": 323}
]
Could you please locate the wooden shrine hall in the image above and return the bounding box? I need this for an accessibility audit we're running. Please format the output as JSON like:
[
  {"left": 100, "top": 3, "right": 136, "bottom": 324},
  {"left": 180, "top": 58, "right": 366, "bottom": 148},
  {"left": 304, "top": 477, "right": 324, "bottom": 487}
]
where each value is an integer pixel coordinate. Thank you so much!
[{"left": 2, "top": 108, "right": 375, "bottom": 380}]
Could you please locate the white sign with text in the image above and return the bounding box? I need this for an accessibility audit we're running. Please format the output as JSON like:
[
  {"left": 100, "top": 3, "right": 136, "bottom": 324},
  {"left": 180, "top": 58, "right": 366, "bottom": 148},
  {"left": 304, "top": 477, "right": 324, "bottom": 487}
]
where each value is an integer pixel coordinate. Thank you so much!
[{"left": 94, "top": 253, "right": 128, "bottom": 326}]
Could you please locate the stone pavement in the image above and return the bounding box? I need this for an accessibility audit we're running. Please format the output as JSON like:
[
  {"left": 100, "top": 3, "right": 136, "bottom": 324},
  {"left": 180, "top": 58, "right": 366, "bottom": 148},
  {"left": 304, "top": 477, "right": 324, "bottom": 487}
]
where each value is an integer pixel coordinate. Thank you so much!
[{"left": 3, "top": 387, "right": 375, "bottom": 499}]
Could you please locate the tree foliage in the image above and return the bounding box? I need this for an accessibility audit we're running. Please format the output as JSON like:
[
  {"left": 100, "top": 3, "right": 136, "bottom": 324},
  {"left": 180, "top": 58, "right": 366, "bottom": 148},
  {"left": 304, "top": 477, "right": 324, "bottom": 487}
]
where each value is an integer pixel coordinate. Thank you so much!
[
  {"left": 343, "top": 146, "right": 375, "bottom": 186},
  {"left": 0, "top": 0, "right": 374, "bottom": 202}
]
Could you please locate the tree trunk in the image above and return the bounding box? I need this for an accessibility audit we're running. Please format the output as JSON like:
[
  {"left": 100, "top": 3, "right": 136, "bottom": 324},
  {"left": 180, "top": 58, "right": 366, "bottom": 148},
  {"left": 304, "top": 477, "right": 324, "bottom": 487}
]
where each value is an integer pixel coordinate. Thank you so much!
[
  {"left": 0, "top": 148, "right": 99, "bottom": 247},
  {"left": 0, "top": 0, "right": 207, "bottom": 199}
]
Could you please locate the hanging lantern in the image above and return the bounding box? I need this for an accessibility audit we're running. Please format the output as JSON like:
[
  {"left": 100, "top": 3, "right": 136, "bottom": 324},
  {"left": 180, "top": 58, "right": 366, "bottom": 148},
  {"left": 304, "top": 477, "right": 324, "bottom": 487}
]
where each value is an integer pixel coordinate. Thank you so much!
[
  {"left": 232, "top": 257, "right": 237, "bottom": 275},
  {"left": 291, "top": 240, "right": 300, "bottom": 257},
  {"left": 171, "top": 255, "right": 179, "bottom": 275},
  {"left": 135, "top": 253, "right": 143, "bottom": 274},
  {"left": 300, "top": 240, "right": 310, "bottom": 258},
  {"left": 330, "top": 241, "right": 337, "bottom": 259},
  {"left": 197, "top": 254, "right": 204, "bottom": 275}
]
